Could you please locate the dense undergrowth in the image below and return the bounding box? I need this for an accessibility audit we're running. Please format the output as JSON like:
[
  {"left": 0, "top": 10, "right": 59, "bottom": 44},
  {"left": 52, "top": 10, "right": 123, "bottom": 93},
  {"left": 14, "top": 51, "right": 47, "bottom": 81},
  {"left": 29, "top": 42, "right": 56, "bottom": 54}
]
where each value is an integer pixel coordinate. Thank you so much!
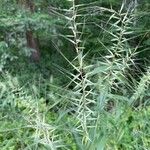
[{"left": 0, "top": 0, "right": 150, "bottom": 150}]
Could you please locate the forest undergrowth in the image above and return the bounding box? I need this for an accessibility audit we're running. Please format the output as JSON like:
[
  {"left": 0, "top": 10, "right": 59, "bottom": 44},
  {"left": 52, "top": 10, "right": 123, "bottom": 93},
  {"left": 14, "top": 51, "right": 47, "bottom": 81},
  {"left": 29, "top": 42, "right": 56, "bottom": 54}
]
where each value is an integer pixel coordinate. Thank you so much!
[{"left": 0, "top": 1, "right": 150, "bottom": 149}]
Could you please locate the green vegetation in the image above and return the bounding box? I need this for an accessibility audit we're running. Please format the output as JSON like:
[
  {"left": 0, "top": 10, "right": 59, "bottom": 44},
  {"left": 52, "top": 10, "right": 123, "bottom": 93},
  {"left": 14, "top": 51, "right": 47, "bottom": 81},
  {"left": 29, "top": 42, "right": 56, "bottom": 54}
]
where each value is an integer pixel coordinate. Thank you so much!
[{"left": 0, "top": 0, "right": 150, "bottom": 149}]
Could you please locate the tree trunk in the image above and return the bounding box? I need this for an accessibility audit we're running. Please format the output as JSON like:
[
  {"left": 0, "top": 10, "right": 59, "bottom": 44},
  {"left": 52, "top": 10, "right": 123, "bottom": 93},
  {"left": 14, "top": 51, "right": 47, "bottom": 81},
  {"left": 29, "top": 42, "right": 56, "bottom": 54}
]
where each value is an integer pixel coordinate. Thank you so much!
[
  {"left": 26, "top": 31, "right": 40, "bottom": 62},
  {"left": 19, "top": 0, "right": 40, "bottom": 62}
]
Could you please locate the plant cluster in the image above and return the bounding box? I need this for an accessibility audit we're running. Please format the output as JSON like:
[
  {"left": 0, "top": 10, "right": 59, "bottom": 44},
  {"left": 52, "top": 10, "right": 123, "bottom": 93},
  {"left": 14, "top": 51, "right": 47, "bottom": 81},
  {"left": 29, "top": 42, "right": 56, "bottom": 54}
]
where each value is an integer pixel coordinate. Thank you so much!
[{"left": 0, "top": 0, "right": 150, "bottom": 149}]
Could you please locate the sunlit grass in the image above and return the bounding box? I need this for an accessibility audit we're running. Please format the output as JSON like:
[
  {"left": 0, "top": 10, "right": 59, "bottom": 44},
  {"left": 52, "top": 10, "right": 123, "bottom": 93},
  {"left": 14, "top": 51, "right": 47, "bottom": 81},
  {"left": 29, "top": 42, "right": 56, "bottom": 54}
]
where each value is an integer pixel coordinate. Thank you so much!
[{"left": 0, "top": 1, "right": 150, "bottom": 149}]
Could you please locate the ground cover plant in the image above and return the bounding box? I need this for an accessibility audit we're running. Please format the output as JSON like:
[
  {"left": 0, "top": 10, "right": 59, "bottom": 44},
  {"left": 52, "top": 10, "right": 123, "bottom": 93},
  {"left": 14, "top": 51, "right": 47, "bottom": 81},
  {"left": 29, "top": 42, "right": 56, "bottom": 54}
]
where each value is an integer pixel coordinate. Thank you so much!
[{"left": 0, "top": 0, "right": 150, "bottom": 149}]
